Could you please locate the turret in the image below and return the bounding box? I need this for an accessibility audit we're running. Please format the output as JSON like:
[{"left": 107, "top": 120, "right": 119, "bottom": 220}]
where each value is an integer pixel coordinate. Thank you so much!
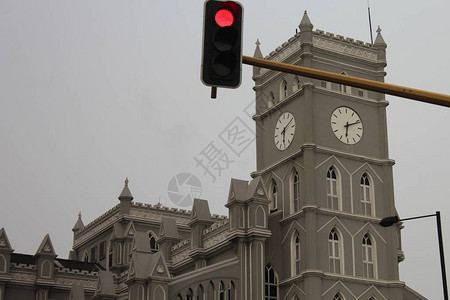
[{"left": 118, "top": 178, "right": 133, "bottom": 215}]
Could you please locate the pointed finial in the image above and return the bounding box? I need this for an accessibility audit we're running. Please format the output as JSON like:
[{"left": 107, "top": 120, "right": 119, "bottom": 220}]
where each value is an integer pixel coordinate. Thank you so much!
[
  {"left": 125, "top": 177, "right": 129, "bottom": 187},
  {"left": 299, "top": 10, "right": 313, "bottom": 32},
  {"left": 376, "top": 25, "right": 382, "bottom": 34},
  {"left": 255, "top": 39, "right": 260, "bottom": 46},
  {"left": 78, "top": 211, "right": 82, "bottom": 219}
]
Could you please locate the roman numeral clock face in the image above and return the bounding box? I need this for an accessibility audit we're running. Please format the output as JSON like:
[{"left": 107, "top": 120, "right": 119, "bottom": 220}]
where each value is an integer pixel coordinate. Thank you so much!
[
  {"left": 274, "top": 112, "right": 296, "bottom": 151},
  {"left": 330, "top": 106, "right": 364, "bottom": 145}
]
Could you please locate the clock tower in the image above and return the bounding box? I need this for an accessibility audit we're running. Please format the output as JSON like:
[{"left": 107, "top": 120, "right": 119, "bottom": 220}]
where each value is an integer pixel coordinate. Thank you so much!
[{"left": 252, "top": 11, "right": 425, "bottom": 300}]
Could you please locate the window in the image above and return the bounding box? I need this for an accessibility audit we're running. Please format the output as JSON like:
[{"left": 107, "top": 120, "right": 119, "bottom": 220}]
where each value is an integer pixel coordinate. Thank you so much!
[
  {"left": 358, "top": 89, "right": 365, "bottom": 97},
  {"left": 90, "top": 246, "right": 97, "bottom": 263},
  {"left": 281, "top": 80, "right": 288, "bottom": 100},
  {"left": 339, "top": 72, "right": 351, "bottom": 94},
  {"left": 328, "top": 228, "right": 341, "bottom": 274},
  {"left": 292, "top": 170, "right": 300, "bottom": 213},
  {"left": 126, "top": 242, "right": 132, "bottom": 263},
  {"left": 293, "top": 77, "right": 301, "bottom": 92},
  {"left": 333, "top": 293, "right": 343, "bottom": 300},
  {"left": 99, "top": 241, "right": 106, "bottom": 259},
  {"left": 186, "top": 288, "right": 193, "bottom": 300},
  {"left": 292, "top": 231, "right": 301, "bottom": 275},
  {"left": 115, "top": 243, "right": 122, "bottom": 264},
  {"left": 227, "top": 282, "right": 235, "bottom": 300},
  {"left": 265, "top": 265, "right": 278, "bottom": 300},
  {"left": 108, "top": 245, "right": 113, "bottom": 268},
  {"left": 83, "top": 251, "right": 89, "bottom": 262},
  {"left": 362, "top": 234, "right": 374, "bottom": 278},
  {"left": 326, "top": 167, "right": 339, "bottom": 210},
  {"left": 149, "top": 233, "right": 159, "bottom": 253},
  {"left": 197, "top": 285, "right": 205, "bottom": 300},
  {"left": 360, "top": 173, "right": 372, "bottom": 216},
  {"left": 270, "top": 179, "right": 278, "bottom": 211},
  {"left": 321, "top": 81, "right": 327, "bottom": 88},
  {"left": 219, "top": 281, "right": 225, "bottom": 300}
]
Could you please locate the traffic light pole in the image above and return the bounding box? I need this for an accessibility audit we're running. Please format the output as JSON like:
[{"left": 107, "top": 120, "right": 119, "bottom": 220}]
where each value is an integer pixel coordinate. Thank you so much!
[{"left": 242, "top": 55, "right": 450, "bottom": 108}]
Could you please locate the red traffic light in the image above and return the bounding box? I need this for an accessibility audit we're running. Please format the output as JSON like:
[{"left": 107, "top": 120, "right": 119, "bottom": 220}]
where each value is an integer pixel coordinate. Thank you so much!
[{"left": 215, "top": 8, "right": 234, "bottom": 27}]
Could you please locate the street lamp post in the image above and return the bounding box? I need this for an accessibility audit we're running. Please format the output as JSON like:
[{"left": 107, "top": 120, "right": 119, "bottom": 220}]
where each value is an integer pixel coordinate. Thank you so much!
[{"left": 379, "top": 211, "right": 448, "bottom": 300}]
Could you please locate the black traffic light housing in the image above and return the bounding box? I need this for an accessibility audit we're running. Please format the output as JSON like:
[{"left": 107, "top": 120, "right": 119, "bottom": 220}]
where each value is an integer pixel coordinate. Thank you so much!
[{"left": 201, "top": 0, "right": 243, "bottom": 88}]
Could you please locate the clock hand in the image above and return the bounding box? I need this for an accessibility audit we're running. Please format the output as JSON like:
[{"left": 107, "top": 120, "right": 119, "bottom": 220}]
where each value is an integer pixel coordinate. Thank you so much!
[
  {"left": 345, "top": 121, "right": 349, "bottom": 137},
  {"left": 345, "top": 120, "right": 361, "bottom": 127}
]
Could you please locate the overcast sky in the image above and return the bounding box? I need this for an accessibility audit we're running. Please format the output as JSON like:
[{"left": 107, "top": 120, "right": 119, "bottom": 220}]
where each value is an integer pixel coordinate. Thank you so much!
[{"left": 0, "top": 0, "right": 449, "bottom": 298}]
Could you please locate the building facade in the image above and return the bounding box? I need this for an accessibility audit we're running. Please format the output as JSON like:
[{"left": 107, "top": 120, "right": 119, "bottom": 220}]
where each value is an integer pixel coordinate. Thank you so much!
[{"left": 0, "top": 12, "right": 426, "bottom": 300}]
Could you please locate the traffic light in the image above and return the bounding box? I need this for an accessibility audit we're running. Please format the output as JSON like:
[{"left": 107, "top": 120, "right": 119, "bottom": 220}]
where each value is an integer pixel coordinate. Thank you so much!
[{"left": 201, "top": 0, "right": 243, "bottom": 88}]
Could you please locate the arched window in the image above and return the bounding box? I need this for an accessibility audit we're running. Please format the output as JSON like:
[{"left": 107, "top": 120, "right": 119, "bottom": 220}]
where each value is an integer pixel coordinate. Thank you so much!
[
  {"left": 280, "top": 80, "right": 288, "bottom": 100},
  {"left": 362, "top": 234, "right": 375, "bottom": 278},
  {"left": 186, "top": 288, "right": 193, "bottom": 300},
  {"left": 197, "top": 284, "right": 205, "bottom": 300},
  {"left": 291, "top": 231, "right": 301, "bottom": 276},
  {"left": 227, "top": 282, "right": 235, "bottom": 300},
  {"left": 328, "top": 228, "right": 341, "bottom": 274},
  {"left": 149, "top": 233, "right": 158, "bottom": 253},
  {"left": 0, "top": 254, "right": 6, "bottom": 273},
  {"left": 360, "top": 173, "right": 372, "bottom": 216},
  {"left": 339, "top": 72, "right": 351, "bottom": 94},
  {"left": 265, "top": 265, "right": 278, "bottom": 300},
  {"left": 126, "top": 242, "right": 132, "bottom": 263},
  {"left": 293, "top": 76, "right": 301, "bottom": 92},
  {"left": 292, "top": 170, "right": 300, "bottom": 213},
  {"left": 115, "top": 243, "right": 122, "bottom": 264},
  {"left": 333, "top": 293, "right": 343, "bottom": 300},
  {"left": 326, "top": 167, "right": 339, "bottom": 210},
  {"left": 270, "top": 179, "right": 278, "bottom": 211},
  {"left": 108, "top": 245, "right": 113, "bottom": 268},
  {"left": 219, "top": 281, "right": 225, "bottom": 300},
  {"left": 83, "top": 251, "right": 89, "bottom": 262}
]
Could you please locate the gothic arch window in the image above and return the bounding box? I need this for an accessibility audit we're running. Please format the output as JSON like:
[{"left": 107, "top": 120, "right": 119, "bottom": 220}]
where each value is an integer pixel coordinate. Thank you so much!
[
  {"left": 227, "top": 281, "right": 236, "bottom": 300},
  {"left": 186, "top": 288, "right": 193, "bottom": 300},
  {"left": 41, "top": 260, "right": 51, "bottom": 278},
  {"left": 265, "top": 264, "right": 278, "bottom": 300},
  {"left": 270, "top": 179, "right": 278, "bottom": 212},
  {"left": 197, "top": 284, "right": 205, "bottom": 300},
  {"left": 0, "top": 254, "right": 6, "bottom": 273},
  {"left": 83, "top": 251, "right": 89, "bottom": 262},
  {"left": 326, "top": 166, "right": 340, "bottom": 210},
  {"left": 269, "top": 92, "right": 276, "bottom": 107},
  {"left": 339, "top": 72, "right": 351, "bottom": 94},
  {"left": 219, "top": 281, "right": 225, "bottom": 300},
  {"left": 126, "top": 242, "right": 132, "bottom": 263},
  {"left": 362, "top": 233, "right": 375, "bottom": 278},
  {"left": 115, "top": 243, "right": 122, "bottom": 264},
  {"left": 291, "top": 169, "right": 300, "bottom": 213},
  {"left": 291, "top": 231, "right": 301, "bottom": 276},
  {"left": 108, "top": 244, "right": 113, "bottom": 269},
  {"left": 333, "top": 293, "right": 344, "bottom": 300},
  {"left": 149, "top": 233, "right": 159, "bottom": 253},
  {"left": 293, "top": 76, "right": 301, "bottom": 92},
  {"left": 328, "top": 228, "right": 342, "bottom": 274},
  {"left": 280, "top": 79, "right": 288, "bottom": 100},
  {"left": 360, "top": 173, "right": 373, "bottom": 216}
]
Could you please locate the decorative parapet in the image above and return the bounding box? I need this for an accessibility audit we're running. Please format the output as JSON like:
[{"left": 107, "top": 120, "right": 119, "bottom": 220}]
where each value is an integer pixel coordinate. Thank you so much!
[
  {"left": 113, "top": 270, "right": 129, "bottom": 292},
  {"left": 74, "top": 210, "right": 120, "bottom": 248},
  {"left": 203, "top": 231, "right": 229, "bottom": 249},
  {"left": 9, "top": 271, "right": 37, "bottom": 283},
  {"left": 259, "top": 29, "right": 377, "bottom": 76},
  {"left": 171, "top": 239, "right": 190, "bottom": 252},
  {"left": 203, "top": 219, "right": 230, "bottom": 235},
  {"left": 54, "top": 276, "right": 97, "bottom": 290},
  {"left": 172, "top": 248, "right": 190, "bottom": 265},
  {"left": 202, "top": 219, "right": 230, "bottom": 249},
  {"left": 312, "top": 36, "right": 377, "bottom": 62}
]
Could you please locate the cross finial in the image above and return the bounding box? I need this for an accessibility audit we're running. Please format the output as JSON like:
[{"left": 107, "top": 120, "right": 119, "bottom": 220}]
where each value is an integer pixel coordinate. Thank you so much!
[
  {"left": 255, "top": 39, "right": 260, "bottom": 46},
  {"left": 125, "top": 177, "right": 129, "bottom": 187},
  {"left": 376, "top": 25, "right": 382, "bottom": 34}
]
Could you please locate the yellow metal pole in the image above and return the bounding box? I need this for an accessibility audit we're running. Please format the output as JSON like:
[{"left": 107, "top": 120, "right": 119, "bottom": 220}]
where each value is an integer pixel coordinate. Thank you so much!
[{"left": 243, "top": 55, "right": 450, "bottom": 108}]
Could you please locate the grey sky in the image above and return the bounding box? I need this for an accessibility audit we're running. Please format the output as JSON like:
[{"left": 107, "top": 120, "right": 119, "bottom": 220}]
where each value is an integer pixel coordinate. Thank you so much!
[{"left": 0, "top": 0, "right": 449, "bottom": 298}]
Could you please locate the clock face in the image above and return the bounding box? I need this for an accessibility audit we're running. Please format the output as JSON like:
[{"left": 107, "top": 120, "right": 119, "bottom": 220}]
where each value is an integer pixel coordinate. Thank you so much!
[
  {"left": 330, "top": 107, "right": 363, "bottom": 145},
  {"left": 274, "top": 112, "right": 296, "bottom": 151}
]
